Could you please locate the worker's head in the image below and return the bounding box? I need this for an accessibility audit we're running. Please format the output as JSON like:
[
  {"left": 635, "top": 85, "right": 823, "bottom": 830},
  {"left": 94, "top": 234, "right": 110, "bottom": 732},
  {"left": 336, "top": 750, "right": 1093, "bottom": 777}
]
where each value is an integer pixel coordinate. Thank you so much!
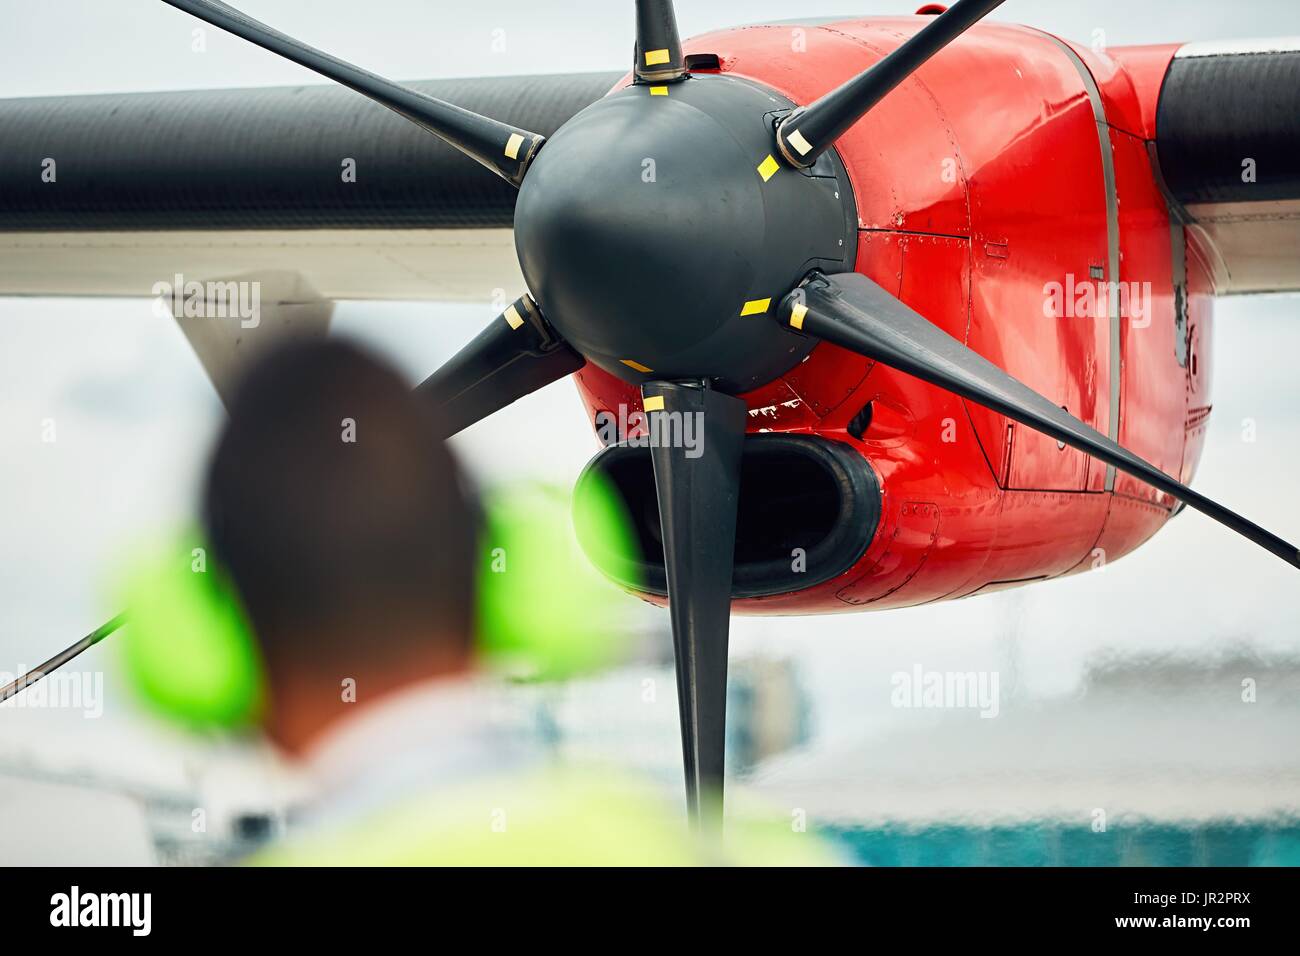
[{"left": 202, "top": 339, "right": 478, "bottom": 755}]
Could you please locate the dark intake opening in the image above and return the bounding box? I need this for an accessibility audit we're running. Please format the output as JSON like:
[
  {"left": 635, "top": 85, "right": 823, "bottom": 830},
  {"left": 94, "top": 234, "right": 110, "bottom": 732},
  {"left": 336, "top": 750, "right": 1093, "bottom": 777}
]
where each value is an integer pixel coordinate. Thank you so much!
[{"left": 574, "top": 434, "right": 880, "bottom": 599}]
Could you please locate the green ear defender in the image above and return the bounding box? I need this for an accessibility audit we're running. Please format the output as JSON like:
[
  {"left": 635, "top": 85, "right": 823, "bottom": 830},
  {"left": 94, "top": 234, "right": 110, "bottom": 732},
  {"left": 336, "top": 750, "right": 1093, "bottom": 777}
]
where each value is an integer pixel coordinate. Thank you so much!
[
  {"left": 117, "top": 529, "right": 264, "bottom": 730},
  {"left": 476, "top": 477, "right": 641, "bottom": 680},
  {"left": 118, "top": 480, "right": 640, "bottom": 728}
]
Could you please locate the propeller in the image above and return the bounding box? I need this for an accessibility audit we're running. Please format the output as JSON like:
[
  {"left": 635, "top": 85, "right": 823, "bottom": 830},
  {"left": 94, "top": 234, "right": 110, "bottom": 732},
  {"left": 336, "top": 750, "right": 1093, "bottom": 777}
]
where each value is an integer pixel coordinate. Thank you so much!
[
  {"left": 159, "top": 0, "right": 545, "bottom": 185},
  {"left": 142, "top": 1, "right": 868, "bottom": 831},
  {"left": 776, "top": 0, "right": 1006, "bottom": 167},
  {"left": 779, "top": 273, "right": 1300, "bottom": 569},
  {"left": 634, "top": 0, "right": 687, "bottom": 83},
  {"left": 414, "top": 296, "right": 583, "bottom": 438},
  {"left": 16, "top": 0, "right": 1294, "bottom": 837},
  {"left": 642, "top": 381, "right": 747, "bottom": 826}
]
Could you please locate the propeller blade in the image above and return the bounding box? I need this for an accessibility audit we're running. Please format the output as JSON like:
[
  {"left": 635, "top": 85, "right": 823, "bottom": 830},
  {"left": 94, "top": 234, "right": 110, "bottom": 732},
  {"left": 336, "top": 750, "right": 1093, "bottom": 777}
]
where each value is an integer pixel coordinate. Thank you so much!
[
  {"left": 780, "top": 272, "right": 1300, "bottom": 569},
  {"left": 415, "top": 295, "right": 583, "bottom": 437},
  {"left": 642, "top": 380, "right": 747, "bottom": 828},
  {"left": 634, "top": 0, "right": 686, "bottom": 83},
  {"left": 160, "top": 0, "right": 545, "bottom": 185},
  {"left": 776, "top": 0, "right": 1005, "bottom": 167},
  {"left": 0, "top": 614, "right": 126, "bottom": 704}
]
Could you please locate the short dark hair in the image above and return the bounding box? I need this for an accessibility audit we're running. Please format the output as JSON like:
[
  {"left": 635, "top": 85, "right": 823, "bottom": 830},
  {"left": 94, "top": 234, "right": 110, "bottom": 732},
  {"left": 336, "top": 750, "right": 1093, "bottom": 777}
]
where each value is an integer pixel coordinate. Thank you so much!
[{"left": 203, "top": 339, "right": 478, "bottom": 679}]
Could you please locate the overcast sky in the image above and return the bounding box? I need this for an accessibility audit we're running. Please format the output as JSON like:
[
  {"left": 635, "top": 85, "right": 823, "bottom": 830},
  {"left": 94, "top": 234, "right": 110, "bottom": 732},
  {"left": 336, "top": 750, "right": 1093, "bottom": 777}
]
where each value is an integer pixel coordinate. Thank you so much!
[
  {"left": 0, "top": 0, "right": 1298, "bottom": 97},
  {"left": 2, "top": 1, "right": 1299, "bottom": 801}
]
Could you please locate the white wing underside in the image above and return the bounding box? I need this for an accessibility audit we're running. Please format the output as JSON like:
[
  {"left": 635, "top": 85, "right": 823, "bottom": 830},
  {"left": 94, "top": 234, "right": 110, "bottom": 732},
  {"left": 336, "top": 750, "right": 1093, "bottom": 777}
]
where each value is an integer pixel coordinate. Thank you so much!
[
  {"left": 0, "top": 228, "right": 523, "bottom": 399},
  {"left": 0, "top": 227, "right": 521, "bottom": 301}
]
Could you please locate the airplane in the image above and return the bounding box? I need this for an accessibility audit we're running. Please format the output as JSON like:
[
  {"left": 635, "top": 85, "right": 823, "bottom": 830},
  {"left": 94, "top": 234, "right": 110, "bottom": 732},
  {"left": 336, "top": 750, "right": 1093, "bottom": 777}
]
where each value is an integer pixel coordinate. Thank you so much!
[{"left": 2, "top": 0, "right": 1299, "bottom": 829}]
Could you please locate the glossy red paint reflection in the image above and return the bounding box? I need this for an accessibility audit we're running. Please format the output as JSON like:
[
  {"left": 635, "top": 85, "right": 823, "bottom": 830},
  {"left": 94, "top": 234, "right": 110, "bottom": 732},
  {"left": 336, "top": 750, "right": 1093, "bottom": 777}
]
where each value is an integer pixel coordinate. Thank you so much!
[{"left": 576, "top": 18, "right": 1194, "bottom": 613}]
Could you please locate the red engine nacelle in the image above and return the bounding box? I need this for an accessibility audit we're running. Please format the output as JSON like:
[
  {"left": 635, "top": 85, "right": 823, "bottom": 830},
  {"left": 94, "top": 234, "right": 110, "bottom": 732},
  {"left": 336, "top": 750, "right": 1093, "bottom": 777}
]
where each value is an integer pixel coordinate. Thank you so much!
[{"left": 574, "top": 17, "right": 1211, "bottom": 613}]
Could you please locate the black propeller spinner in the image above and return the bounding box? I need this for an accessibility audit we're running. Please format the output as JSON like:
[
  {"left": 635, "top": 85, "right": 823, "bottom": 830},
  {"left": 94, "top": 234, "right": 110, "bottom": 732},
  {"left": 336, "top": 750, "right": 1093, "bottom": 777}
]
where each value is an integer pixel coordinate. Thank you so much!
[
  {"left": 14, "top": 0, "right": 1299, "bottom": 837},
  {"left": 514, "top": 73, "right": 854, "bottom": 392}
]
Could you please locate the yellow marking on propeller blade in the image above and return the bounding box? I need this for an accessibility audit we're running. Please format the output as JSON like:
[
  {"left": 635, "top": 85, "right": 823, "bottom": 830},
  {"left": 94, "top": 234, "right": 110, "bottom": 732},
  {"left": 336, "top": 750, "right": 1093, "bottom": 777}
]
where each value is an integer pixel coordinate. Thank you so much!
[
  {"left": 789, "top": 302, "right": 808, "bottom": 330},
  {"left": 504, "top": 305, "right": 525, "bottom": 329},
  {"left": 504, "top": 133, "right": 525, "bottom": 160},
  {"left": 741, "top": 298, "right": 772, "bottom": 316},
  {"left": 650, "top": 85, "right": 669, "bottom": 96},
  {"left": 621, "top": 359, "right": 654, "bottom": 373},
  {"left": 787, "top": 129, "right": 814, "bottom": 156},
  {"left": 643, "top": 395, "right": 666, "bottom": 412},
  {"left": 757, "top": 154, "right": 780, "bottom": 182},
  {"left": 644, "top": 48, "right": 671, "bottom": 66}
]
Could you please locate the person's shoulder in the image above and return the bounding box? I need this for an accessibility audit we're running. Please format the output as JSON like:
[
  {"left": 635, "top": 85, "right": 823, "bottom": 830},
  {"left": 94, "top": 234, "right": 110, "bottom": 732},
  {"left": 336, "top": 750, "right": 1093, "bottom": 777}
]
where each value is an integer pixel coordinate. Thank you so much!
[
  {"left": 250, "top": 769, "right": 688, "bottom": 866},
  {"left": 250, "top": 768, "right": 841, "bottom": 867}
]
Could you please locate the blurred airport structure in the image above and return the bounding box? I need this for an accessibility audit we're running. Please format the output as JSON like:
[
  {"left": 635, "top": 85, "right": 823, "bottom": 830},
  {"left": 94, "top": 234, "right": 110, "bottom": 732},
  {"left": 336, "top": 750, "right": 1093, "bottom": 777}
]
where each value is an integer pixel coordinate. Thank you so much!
[
  {"left": 760, "top": 653, "right": 1300, "bottom": 865},
  {"left": 3, "top": 649, "right": 1296, "bottom": 865}
]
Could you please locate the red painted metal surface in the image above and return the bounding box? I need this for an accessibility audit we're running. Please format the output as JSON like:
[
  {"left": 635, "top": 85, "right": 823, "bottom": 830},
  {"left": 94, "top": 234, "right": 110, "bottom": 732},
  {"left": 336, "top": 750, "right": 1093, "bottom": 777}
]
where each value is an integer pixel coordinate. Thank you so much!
[{"left": 573, "top": 18, "right": 1207, "bottom": 613}]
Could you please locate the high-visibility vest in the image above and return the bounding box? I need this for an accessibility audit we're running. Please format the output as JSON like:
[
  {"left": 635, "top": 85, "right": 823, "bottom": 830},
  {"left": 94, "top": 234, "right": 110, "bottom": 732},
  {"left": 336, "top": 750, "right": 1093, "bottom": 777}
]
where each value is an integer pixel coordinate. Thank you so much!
[{"left": 251, "top": 770, "right": 837, "bottom": 867}]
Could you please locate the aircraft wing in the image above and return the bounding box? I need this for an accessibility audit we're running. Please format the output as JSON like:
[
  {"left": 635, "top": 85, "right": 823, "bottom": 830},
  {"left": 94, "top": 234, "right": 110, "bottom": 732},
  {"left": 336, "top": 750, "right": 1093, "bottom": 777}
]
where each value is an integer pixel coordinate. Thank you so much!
[
  {"left": 1155, "top": 40, "right": 1300, "bottom": 294},
  {"left": 5, "top": 43, "right": 1298, "bottom": 300},
  {"left": 0, "top": 72, "right": 621, "bottom": 302}
]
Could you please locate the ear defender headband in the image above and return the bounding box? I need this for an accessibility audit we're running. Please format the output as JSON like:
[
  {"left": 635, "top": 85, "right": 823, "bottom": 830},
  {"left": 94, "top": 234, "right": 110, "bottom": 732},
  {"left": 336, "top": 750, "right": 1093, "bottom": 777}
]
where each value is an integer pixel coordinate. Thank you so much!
[{"left": 118, "top": 479, "right": 640, "bottom": 729}]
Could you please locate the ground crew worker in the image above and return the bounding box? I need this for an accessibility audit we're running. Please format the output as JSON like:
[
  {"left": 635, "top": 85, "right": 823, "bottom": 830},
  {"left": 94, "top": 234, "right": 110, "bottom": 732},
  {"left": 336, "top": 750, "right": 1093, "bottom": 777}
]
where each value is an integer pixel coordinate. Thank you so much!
[{"left": 198, "top": 338, "right": 830, "bottom": 865}]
